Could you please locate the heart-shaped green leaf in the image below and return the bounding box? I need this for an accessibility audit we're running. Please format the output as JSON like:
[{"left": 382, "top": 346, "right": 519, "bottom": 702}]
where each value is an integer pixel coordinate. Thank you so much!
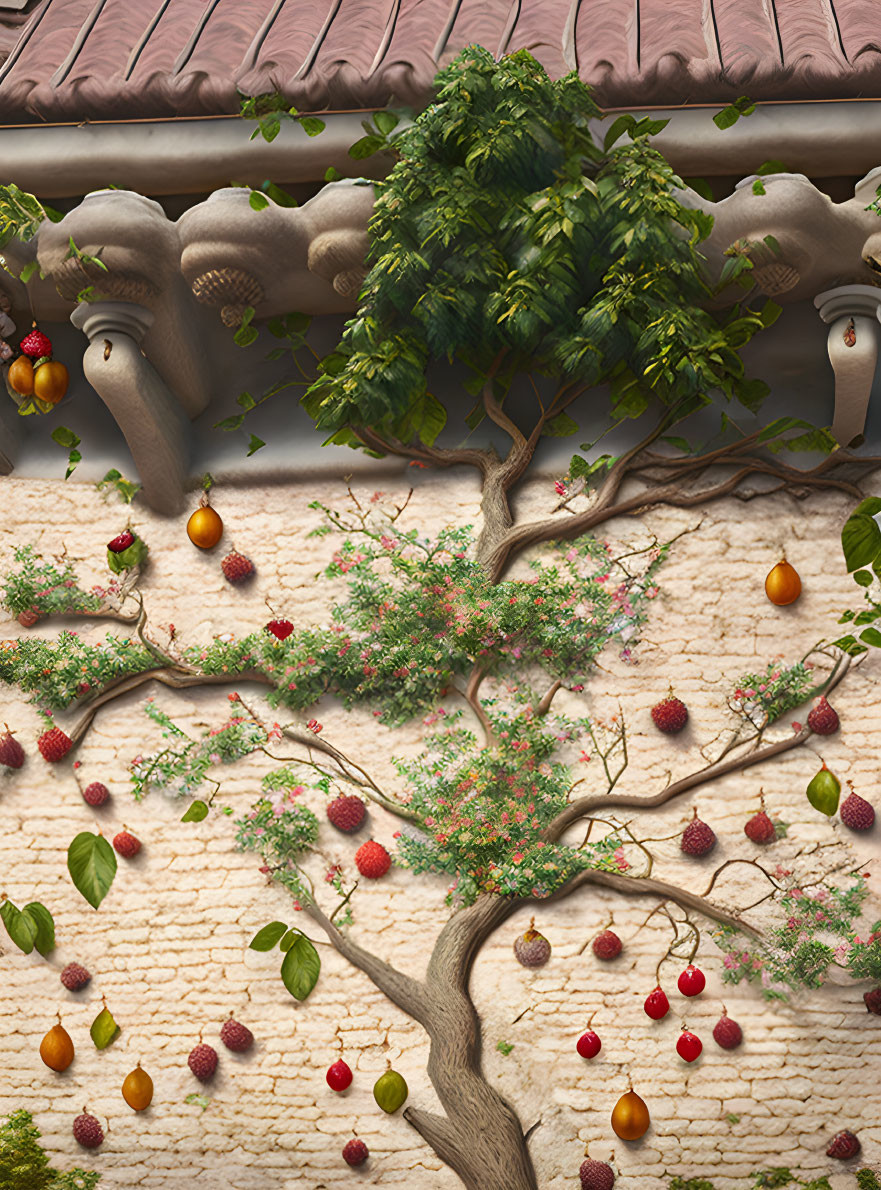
[
  {"left": 0, "top": 899, "right": 37, "bottom": 954},
  {"left": 249, "top": 921, "right": 288, "bottom": 951},
  {"left": 67, "top": 832, "right": 117, "bottom": 909},
  {"left": 90, "top": 1005, "right": 120, "bottom": 1049},
  {"left": 280, "top": 932, "right": 320, "bottom": 1000},
  {"left": 181, "top": 800, "right": 209, "bottom": 822},
  {"left": 22, "top": 901, "right": 55, "bottom": 955}
]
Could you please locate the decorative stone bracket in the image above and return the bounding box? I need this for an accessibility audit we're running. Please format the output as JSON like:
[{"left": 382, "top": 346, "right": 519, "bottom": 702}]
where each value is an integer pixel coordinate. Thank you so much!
[{"left": 814, "top": 285, "right": 881, "bottom": 449}]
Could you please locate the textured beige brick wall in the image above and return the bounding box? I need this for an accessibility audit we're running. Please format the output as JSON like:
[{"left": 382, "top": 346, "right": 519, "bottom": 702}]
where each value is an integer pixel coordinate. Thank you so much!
[{"left": 0, "top": 472, "right": 878, "bottom": 1190}]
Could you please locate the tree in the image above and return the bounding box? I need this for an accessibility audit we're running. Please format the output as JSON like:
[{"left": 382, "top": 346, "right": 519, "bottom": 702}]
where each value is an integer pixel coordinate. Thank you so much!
[
  {"left": 1, "top": 47, "right": 880, "bottom": 1190},
  {"left": 0, "top": 1109, "right": 99, "bottom": 1190}
]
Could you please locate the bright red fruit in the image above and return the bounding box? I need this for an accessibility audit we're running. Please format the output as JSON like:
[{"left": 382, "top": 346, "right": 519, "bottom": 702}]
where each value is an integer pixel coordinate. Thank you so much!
[
  {"left": 355, "top": 839, "right": 391, "bottom": 879},
  {"left": 644, "top": 986, "right": 670, "bottom": 1020},
  {"left": 265, "top": 619, "right": 294, "bottom": 640},
  {"left": 677, "top": 964, "right": 706, "bottom": 997},
  {"left": 676, "top": 1029, "right": 702, "bottom": 1062},
  {"left": 576, "top": 1030, "right": 601, "bottom": 1059},
  {"left": 326, "top": 1058, "right": 353, "bottom": 1091}
]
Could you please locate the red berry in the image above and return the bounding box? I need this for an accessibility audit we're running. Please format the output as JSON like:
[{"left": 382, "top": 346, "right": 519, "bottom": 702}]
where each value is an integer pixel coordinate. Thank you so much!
[
  {"left": 592, "top": 929, "right": 622, "bottom": 960},
  {"left": 355, "top": 839, "right": 391, "bottom": 879},
  {"left": 60, "top": 962, "right": 91, "bottom": 991},
  {"left": 807, "top": 695, "right": 839, "bottom": 735},
  {"left": 342, "top": 1137, "right": 369, "bottom": 1166},
  {"left": 326, "top": 795, "right": 367, "bottom": 834},
  {"left": 712, "top": 1011, "right": 743, "bottom": 1050},
  {"left": 864, "top": 987, "right": 881, "bottom": 1015},
  {"left": 107, "top": 531, "right": 135, "bottom": 553},
  {"left": 644, "top": 986, "right": 670, "bottom": 1020},
  {"left": 576, "top": 1029, "right": 601, "bottom": 1059},
  {"left": 681, "top": 809, "right": 716, "bottom": 856},
  {"left": 651, "top": 695, "right": 688, "bottom": 734},
  {"left": 744, "top": 809, "right": 776, "bottom": 844},
  {"left": 826, "top": 1129, "right": 860, "bottom": 1159},
  {"left": 326, "top": 1059, "right": 353, "bottom": 1091},
  {"left": 37, "top": 726, "right": 72, "bottom": 763},
  {"left": 840, "top": 790, "right": 875, "bottom": 832},
  {"left": 113, "top": 830, "right": 141, "bottom": 858},
  {"left": 676, "top": 1029, "right": 703, "bottom": 1063},
  {"left": 266, "top": 618, "right": 294, "bottom": 640},
  {"left": 0, "top": 726, "right": 25, "bottom": 769},
  {"left": 221, "top": 551, "right": 255, "bottom": 584},
  {"left": 580, "top": 1155, "right": 615, "bottom": 1190},
  {"left": 20, "top": 329, "right": 52, "bottom": 359},
  {"left": 220, "top": 1017, "right": 254, "bottom": 1053},
  {"left": 678, "top": 964, "right": 706, "bottom": 997},
  {"left": 82, "top": 781, "right": 110, "bottom": 807},
  {"left": 188, "top": 1043, "right": 218, "bottom": 1082},
  {"left": 72, "top": 1112, "right": 103, "bottom": 1149}
]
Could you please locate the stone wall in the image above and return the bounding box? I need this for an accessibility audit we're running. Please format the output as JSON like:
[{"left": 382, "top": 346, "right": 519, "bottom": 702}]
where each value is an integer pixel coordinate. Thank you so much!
[{"left": 0, "top": 472, "right": 878, "bottom": 1190}]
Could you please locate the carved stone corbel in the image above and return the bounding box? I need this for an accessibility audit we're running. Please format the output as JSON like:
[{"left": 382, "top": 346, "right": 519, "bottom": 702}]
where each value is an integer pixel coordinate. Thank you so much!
[{"left": 814, "top": 284, "right": 881, "bottom": 449}]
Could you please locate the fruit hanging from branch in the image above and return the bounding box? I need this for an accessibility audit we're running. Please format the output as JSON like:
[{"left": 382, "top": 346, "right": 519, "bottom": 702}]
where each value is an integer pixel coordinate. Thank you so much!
[
  {"left": 514, "top": 918, "right": 551, "bottom": 967},
  {"left": 681, "top": 808, "right": 717, "bottom": 857},
  {"left": 610, "top": 1088, "right": 650, "bottom": 1140},
  {"left": 187, "top": 490, "right": 223, "bottom": 550},
  {"left": 678, "top": 964, "right": 706, "bottom": 997},
  {"left": 676, "top": 1028, "right": 703, "bottom": 1063},
  {"left": 644, "top": 987, "right": 670, "bottom": 1020},
  {"left": 576, "top": 1023, "right": 602, "bottom": 1059},
  {"left": 40, "top": 1019, "right": 74, "bottom": 1071},
  {"left": 765, "top": 559, "right": 802, "bottom": 606},
  {"left": 807, "top": 695, "right": 840, "bottom": 735},
  {"left": 806, "top": 761, "right": 841, "bottom": 816},
  {"left": 72, "top": 1112, "right": 103, "bottom": 1149},
  {"left": 592, "top": 929, "right": 622, "bottom": 961},
  {"left": 712, "top": 1009, "right": 743, "bottom": 1050}
]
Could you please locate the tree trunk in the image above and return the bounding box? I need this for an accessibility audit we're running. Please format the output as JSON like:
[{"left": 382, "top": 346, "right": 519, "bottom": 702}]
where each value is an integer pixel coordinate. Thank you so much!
[{"left": 476, "top": 463, "right": 515, "bottom": 570}]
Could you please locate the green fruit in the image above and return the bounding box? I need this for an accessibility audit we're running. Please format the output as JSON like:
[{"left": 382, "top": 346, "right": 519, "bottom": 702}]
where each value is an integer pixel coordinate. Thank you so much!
[
  {"left": 373, "top": 1068, "right": 408, "bottom": 1113},
  {"left": 806, "top": 763, "right": 841, "bottom": 816}
]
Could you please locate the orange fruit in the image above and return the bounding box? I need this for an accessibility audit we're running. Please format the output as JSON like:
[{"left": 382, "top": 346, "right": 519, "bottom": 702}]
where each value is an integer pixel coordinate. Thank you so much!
[
  {"left": 765, "top": 560, "right": 801, "bottom": 606},
  {"left": 40, "top": 1022, "right": 74, "bottom": 1072},
  {"left": 33, "top": 360, "right": 68, "bottom": 405},
  {"left": 186, "top": 504, "right": 223, "bottom": 549},
  {"left": 8, "top": 355, "right": 34, "bottom": 395},
  {"left": 122, "top": 1063, "right": 154, "bottom": 1110}
]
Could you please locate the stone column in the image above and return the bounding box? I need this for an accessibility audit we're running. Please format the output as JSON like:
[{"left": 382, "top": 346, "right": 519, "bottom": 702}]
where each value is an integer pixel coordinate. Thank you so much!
[
  {"left": 814, "top": 284, "right": 881, "bottom": 449},
  {"left": 71, "top": 301, "right": 189, "bottom": 515}
]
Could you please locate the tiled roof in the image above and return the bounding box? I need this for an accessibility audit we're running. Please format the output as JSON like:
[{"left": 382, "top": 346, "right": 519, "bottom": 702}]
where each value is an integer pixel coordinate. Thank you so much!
[{"left": 0, "top": 0, "right": 880, "bottom": 123}]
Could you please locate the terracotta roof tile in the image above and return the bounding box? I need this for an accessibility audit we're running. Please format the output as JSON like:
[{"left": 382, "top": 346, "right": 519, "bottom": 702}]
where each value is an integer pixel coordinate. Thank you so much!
[{"left": 0, "top": 0, "right": 880, "bottom": 123}]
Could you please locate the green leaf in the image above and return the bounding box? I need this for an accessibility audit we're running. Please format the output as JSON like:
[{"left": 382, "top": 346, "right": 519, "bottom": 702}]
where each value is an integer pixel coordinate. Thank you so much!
[
  {"left": 752, "top": 178, "right": 766, "bottom": 196},
  {"left": 237, "top": 390, "right": 256, "bottom": 410},
  {"left": 181, "top": 800, "right": 209, "bottom": 822},
  {"left": 65, "top": 449, "right": 82, "bottom": 480},
  {"left": 0, "top": 899, "right": 37, "bottom": 954},
  {"left": 854, "top": 569, "right": 874, "bottom": 587},
  {"left": 496, "top": 1040, "right": 514, "bottom": 1055},
  {"left": 261, "top": 181, "right": 299, "bottom": 207},
  {"left": 213, "top": 414, "right": 245, "bottom": 431},
  {"left": 249, "top": 921, "right": 288, "bottom": 951},
  {"left": 543, "top": 411, "right": 579, "bottom": 436},
  {"left": 280, "top": 931, "right": 321, "bottom": 1000},
  {"left": 90, "top": 1005, "right": 120, "bottom": 1049},
  {"left": 50, "top": 426, "right": 80, "bottom": 450},
  {"left": 18, "top": 260, "right": 40, "bottom": 283},
  {"left": 279, "top": 929, "right": 296, "bottom": 951},
  {"left": 373, "top": 110, "right": 400, "bottom": 136},
  {"left": 299, "top": 116, "right": 326, "bottom": 137},
  {"left": 859, "top": 626, "right": 881, "bottom": 647},
  {"left": 234, "top": 325, "right": 259, "bottom": 348},
  {"left": 661, "top": 436, "right": 692, "bottom": 453},
  {"left": 842, "top": 503, "right": 881, "bottom": 571},
  {"left": 603, "top": 113, "right": 635, "bottom": 150},
  {"left": 759, "top": 300, "right": 782, "bottom": 328},
  {"left": 67, "top": 832, "right": 117, "bottom": 909},
  {"left": 762, "top": 234, "right": 782, "bottom": 256},
  {"left": 713, "top": 106, "right": 741, "bottom": 130},
  {"left": 249, "top": 191, "right": 270, "bottom": 211},
  {"left": 246, "top": 434, "right": 266, "bottom": 456},
  {"left": 22, "top": 902, "right": 55, "bottom": 956},
  {"left": 348, "top": 135, "right": 384, "bottom": 160},
  {"left": 324, "top": 166, "right": 343, "bottom": 182}
]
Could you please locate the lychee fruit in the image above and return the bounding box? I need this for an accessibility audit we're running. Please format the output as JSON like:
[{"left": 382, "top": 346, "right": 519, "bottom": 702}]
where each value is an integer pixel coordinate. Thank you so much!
[
  {"left": 82, "top": 781, "right": 110, "bottom": 807},
  {"left": 826, "top": 1129, "right": 860, "bottom": 1159},
  {"left": 72, "top": 1112, "right": 103, "bottom": 1149},
  {"left": 677, "top": 964, "right": 706, "bottom": 997},
  {"left": 326, "top": 795, "right": 367, "bottom": 834},
  {"left": 864, "top": 987, "right": 881, "bottom": 1015},
  {"left": 113, "top": 829, "right": 141, "bottom": 858},
  {"left": 37, "top": 726, "right": 72, "bottom": 763},
  {"left": 712, "top": 1009, "right": 743, "bottom": 1050},
  {"left": 807, "top": 696, "right": 839, "bottom": 735},
  {"left": 744, "top": 809, "right": 776, "bottom": 844},
  {"left": 326, "top": 1058, "right": 353, "bottom": 1091},
  {"left": 60, "top": 963, "right": 91, "bottom": 991},
  {"left": 592, "top": 929, "right": 622, "bottom": 961},
  {"left": 107, "top": 530, "right": 135, "bottom": 553},
  {"left": 266, "top": 618, "right": 294, "bottom": 640},
  {"left": 0, "top": 725, "right": 25, "bottom": 769},
  {"left": 644, "top": 986, "right": 670, "bottom": 1020},
  {"left": 580, "top": 1152, "right": 615, "bottom": 1190},
  {"left": 355, "top": 839, "right": 391, "bottom": 879},
  {"left": 681, "top": 809, "right": 716, "bottom": 857},
  {"left": 221, "top": 551, "right": 255, "bottom": 584},
  {"left": 513, "top": 918, "right": 552, "bottom": 967},
  {"left": 342, "top": 1137, "right": 369, "bottom": 1166},
  {"left": 188, "top": 1043, "right": 218, "bottom": 1082},
  {"left": 840, "top": 790, "right": 875, "bottom": 832},
  {"left": 20, "top": 328, "right": 52, "bottom": 359},
  {"left": 220, "top": 1016, "right": 254, "bottom": 1053},
  {"left": 651, "top": 694, "right": 688, "bottom": 734}
]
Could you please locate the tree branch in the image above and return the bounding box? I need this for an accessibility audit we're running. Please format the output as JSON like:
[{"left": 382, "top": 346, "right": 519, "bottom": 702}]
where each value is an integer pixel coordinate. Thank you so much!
[{"left": 352, "top": 425, "right": 494, "bottom": 475}]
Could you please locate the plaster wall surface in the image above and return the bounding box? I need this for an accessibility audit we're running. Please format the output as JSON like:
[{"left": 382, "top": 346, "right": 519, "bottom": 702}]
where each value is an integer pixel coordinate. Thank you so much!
[{"left": 0, "top": 471, "right": 878, "bottom": 1190}]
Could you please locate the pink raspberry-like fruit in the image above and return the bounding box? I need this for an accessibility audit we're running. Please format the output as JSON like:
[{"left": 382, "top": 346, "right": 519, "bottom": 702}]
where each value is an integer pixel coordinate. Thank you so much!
[
  {"left": 82, "top": 781, "right": 110, "bottom": 807},
  {"left": 188, "top": 1043, "right": 218, "bottom": 1082},
  {"left": 840, "top": 790, "right": 875, "bottom": 832},
  {"left": 266, "top": 618, "right": 294, "bottom": 640},
  {"left": 220, "top": 1016, "right": 254, "bottom": 1053},
  {"left": 514, "top": 918, "right": 551, "bottom": 967},
  {"left": 744, "top": 809, "right": 776, "bottom": 844},
  {"left": 72, "top": 1112, "right": 103, "bottom": 1149},
  {"left": 807, "top": 695, "right": 839, "bottom": 735},
  {"left": 712, "top": 1010, "right": 743, "bottom": 1050},
  {"left": 592, "top": 929, "right": 622, "bottom": 961},
  {"left": 355, "top": 839, "right": 391, "bottom": 879},
  {"left": 221, "top": 551, "right": 255, "bottom": 584},
  {"left": 0, "top": 725, "right": 25, "bottom": 769},
  {"left": 37, "top": 726, "right": 72, "bottom": 763},
  {"left": 342, "top": 1137, "right": 369, "bottom": 1167},
  {"left": 864, "top": 987, "right": 881, "bottom": 1015},
  {"left": 651, "top": 695, "right": 688, "bottom": 734},
  {"left": 580, "top": 1155, "right": 615, "bottom": 1189},
  {"left": 326, "top": 795, "right": 367, "bottom": 834},
  {"left": 60, "top": 962, "right": 91, "bottom": 991},
  {"left": 826, "top": 1130, "right": 860, "bottom": 1160},
  {"left": 20, "top": 328, "right": 52, "bottom": 359},
  {"left": 113, "top": 830, "right": 141, "bottom": 858},
  {"left": 681, "top": 810, "right": 716, "bottom": 856}
]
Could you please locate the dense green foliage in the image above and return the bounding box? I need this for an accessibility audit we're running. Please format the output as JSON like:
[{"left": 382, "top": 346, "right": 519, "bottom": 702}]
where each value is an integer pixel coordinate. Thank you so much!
[
  {"left": 0, "top": 1110, "right": 99, "bottom": 1190},
  {"left": 1, "top": 546, "right": 103, "bottom": 618}
]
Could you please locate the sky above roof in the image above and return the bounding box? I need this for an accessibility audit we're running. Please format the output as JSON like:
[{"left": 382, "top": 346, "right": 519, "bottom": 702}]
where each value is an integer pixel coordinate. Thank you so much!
[{"left": 0, "top": 0, "right": 879, "bottom": 123}]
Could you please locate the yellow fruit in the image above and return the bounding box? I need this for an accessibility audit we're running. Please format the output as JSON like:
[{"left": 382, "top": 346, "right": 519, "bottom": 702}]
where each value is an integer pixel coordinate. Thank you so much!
[
  {"left": 33, "top": 360, "right": 68, "bottom": 405},
  {"left": 40, "top": 1022, "right": 74, "bottom": 1072},
  {"left": 611, "top": 1089, "right": 650, "bottom": 1140},
  {"left": 765, "top": 560, "right": 801, "bottom": 606},
  {"left": 8, "top": 356, "right": 34, "bottom": 395},
  {"left": 186, "top": 504, "right": 223, "bottom": 550},
  {"left": 122, "top": 1063, "right": 154, "bottom": 1110}
]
